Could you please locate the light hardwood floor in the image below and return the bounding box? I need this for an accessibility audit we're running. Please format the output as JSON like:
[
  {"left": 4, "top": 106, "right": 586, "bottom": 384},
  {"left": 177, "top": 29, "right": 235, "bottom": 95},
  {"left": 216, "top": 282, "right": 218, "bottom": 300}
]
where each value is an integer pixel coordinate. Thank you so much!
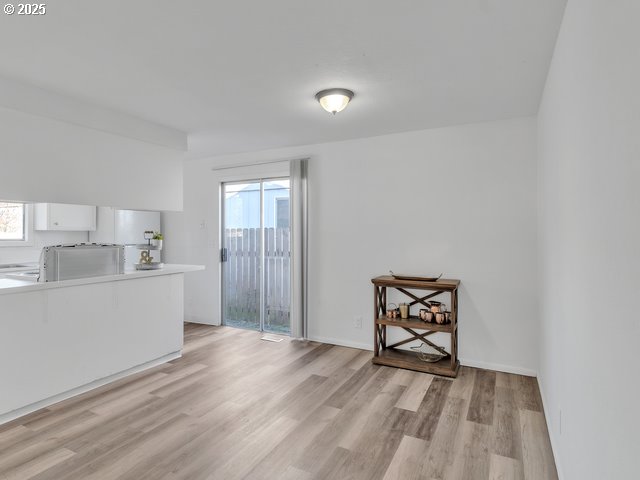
[{"left": 0, "top": 323, "right": 558, "bottom": 480}]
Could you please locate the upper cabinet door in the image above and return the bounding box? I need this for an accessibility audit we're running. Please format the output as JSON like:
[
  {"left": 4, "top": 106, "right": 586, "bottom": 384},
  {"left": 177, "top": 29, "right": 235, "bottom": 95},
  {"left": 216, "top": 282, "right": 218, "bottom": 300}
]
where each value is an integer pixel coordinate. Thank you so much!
[{"left": 34, "top": 203, "right": 97, "bottom": 231}]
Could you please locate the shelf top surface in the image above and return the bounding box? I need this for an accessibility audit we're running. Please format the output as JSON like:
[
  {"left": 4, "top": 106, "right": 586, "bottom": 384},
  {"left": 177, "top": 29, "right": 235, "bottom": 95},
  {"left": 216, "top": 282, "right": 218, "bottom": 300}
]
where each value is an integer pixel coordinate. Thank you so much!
[{"left": 371, "top": 275, "right": 460, "bottom": 290}]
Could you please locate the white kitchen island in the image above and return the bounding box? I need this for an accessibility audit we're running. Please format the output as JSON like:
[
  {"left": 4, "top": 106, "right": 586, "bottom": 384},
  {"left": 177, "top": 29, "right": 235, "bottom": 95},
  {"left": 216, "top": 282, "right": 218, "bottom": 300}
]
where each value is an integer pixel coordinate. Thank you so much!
[{"left": 0, "top": 264, "right": 203, "bottom": 424}]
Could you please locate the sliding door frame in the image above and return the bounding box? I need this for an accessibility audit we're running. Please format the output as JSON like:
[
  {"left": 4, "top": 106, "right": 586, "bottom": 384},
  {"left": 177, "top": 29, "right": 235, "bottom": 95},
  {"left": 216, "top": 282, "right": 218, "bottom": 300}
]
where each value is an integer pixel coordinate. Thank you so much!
[{"left": 220, "top": 176, "right": 290, "bottom": 333}]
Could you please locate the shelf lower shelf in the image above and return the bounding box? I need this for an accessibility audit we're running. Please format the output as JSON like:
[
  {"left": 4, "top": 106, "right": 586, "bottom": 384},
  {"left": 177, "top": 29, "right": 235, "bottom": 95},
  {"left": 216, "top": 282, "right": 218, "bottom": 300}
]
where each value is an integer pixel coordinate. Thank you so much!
[
  {"left": 376, "top": 316, "right": 454, "bottom": 333},
  {"left": 373, "top": 348, "right": 459, "bottom": 377}
]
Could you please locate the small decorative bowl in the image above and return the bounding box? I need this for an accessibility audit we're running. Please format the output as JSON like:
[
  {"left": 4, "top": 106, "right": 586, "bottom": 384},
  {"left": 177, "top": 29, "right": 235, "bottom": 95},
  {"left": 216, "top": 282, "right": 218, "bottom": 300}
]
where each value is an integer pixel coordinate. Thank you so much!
[{"left": 410, "top": 343, "right": 446, "bottom": 363}]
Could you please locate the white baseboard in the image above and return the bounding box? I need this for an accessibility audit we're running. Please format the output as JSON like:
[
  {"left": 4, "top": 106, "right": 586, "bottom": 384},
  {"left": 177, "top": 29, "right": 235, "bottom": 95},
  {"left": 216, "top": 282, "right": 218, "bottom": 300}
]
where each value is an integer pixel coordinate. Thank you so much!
[
  {"left": 0, "top": 351, "right": 181, "bottom": 426},
  {"left": 536, "top": 377, "right": 565, "bottom": 480},
  {"left": 306, "top": 336, "right": 538, "bottom": 378},
  {"left": 458, "top": 357, "right": 537, "bottom": 377},
  {"left": 307, "top": 335, "right": 373, "bottom": 351},
  {"left": 184, "top": 315, "right": 220, "bottom": 326}
]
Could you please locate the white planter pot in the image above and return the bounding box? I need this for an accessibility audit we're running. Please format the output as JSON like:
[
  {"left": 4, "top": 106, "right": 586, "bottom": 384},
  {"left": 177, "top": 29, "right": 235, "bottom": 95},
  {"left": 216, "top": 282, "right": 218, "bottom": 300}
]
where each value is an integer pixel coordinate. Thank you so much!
[{"left": 150, "top": 239, "right": 163, "bottom": 249}]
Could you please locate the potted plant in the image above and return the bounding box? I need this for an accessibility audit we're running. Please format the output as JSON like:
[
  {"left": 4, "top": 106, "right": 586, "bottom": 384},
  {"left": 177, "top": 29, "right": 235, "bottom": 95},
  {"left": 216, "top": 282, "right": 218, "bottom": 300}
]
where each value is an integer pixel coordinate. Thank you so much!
[{"left": 150, "top": 232, "right": 163, "bottom": 249}]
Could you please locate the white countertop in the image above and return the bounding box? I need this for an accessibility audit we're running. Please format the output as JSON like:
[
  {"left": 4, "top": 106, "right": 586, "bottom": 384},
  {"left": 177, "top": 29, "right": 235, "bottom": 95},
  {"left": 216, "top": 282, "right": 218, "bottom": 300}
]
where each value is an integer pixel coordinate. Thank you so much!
[
  {"left": 0, "top": 264, "right": 204, "bottom": 295},
  {"left": 0, "top": 263, "right": 39, "bottom": 273}
]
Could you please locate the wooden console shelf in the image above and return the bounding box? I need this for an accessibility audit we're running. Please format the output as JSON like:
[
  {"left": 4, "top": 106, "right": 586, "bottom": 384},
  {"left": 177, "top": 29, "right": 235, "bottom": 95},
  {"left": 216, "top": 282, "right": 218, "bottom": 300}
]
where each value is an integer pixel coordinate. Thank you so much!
[{"left": 371, "top": 275, "right": 460, "bottom": 377}]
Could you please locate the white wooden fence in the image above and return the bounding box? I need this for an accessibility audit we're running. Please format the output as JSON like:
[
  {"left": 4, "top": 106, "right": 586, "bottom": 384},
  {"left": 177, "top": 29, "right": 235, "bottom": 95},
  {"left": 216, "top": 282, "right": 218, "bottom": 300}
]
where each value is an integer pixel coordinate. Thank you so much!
[{"left": 223, "top": 227, "right": 291, "bottom": 333}]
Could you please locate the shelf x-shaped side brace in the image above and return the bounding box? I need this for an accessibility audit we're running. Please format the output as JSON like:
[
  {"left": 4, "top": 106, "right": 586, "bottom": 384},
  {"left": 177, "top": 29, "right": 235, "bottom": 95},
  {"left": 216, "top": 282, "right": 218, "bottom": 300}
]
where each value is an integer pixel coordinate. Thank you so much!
[
  {"left": 396, "top": 288, "right": 443, "bottom": 308},
  {"left": 384, "top": 327, "right": 450, "bottom": 358}
]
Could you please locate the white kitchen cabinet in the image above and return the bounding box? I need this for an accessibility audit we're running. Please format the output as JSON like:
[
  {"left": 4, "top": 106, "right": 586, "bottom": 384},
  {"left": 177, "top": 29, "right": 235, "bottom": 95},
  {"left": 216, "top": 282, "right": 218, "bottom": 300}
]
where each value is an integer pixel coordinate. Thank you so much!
[{"left": 34, "top": 203, "right": 97, "bottom": 231}]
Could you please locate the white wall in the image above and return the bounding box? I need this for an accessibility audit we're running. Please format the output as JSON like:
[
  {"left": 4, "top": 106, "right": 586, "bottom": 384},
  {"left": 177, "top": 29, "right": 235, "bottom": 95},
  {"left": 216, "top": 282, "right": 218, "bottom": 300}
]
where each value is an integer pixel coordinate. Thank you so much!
[
  {"left": 167, "top": 117, "right": 539, "bottom": 374},
  {"left": 0, "top": 230, "right": 88, "bottom": 265},
  {"left": 537, "top": 1, "right": 640, "bottom": 479},
  {"left": 0, "top": 106, "right": 185, "bottom": 211}
]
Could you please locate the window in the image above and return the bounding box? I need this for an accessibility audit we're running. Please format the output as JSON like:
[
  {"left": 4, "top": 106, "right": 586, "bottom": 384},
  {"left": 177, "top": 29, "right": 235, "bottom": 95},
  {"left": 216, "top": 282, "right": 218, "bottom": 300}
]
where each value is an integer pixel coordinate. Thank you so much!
[
  {"left": 0, "top": 202, "right": 32, "bottom": 246},
  {"left": 275, "top": 197, "right": 290, "bottom": 228}
]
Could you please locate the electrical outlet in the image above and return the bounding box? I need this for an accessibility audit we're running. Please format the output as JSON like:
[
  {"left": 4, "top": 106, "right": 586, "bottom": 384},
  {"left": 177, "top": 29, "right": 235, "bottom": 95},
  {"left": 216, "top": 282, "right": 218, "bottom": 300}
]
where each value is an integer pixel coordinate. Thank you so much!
[{"left": 354, "top": 316, "right": 362, "bottom": 329}]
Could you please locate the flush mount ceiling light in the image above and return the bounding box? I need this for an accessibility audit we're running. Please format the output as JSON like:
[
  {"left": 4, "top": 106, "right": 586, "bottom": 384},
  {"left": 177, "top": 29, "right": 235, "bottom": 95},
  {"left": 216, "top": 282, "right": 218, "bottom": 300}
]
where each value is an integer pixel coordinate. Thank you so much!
[{"left": 315, "top": 88, "right": 354, "bottom": 115}]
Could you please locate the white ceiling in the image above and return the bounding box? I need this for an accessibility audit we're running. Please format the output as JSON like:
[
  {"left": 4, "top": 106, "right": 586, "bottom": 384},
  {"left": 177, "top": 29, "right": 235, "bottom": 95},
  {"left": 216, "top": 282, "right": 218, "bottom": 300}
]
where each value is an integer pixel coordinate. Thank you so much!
[{"left": 0, "top": 1, "right": 566, "bottom": 157}]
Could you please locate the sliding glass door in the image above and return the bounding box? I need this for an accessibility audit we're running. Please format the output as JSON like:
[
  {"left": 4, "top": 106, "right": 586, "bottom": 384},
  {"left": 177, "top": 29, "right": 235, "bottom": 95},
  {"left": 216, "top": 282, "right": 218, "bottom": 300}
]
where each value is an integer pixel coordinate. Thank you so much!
[
  {"left": 221, "top": 181, "right": 262, "bottom": 331},
  {"left": 221, "top": 178, "right": 291, "bottom": 334}
]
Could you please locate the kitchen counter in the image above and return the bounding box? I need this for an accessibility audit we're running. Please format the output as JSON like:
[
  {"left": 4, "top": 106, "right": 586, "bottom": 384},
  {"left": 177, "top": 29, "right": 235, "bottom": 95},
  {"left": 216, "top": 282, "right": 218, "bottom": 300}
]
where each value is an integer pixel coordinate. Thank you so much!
[
  {"left": 0, "top": 264, "right": 203, "bottom": 295},
  {"left": 0, "top": 263, "right": 39, "bottom": 273},
  {"left": 0, "top": 263, "right": 204, "bottom": 424}
]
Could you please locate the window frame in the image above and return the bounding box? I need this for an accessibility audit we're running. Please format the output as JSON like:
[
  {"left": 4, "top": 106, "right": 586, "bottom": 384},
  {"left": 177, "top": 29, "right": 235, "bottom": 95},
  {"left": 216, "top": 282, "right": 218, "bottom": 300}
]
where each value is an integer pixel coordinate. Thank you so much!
[{"left": 0, "top": 202, "right": 34, "bottom": 247}]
